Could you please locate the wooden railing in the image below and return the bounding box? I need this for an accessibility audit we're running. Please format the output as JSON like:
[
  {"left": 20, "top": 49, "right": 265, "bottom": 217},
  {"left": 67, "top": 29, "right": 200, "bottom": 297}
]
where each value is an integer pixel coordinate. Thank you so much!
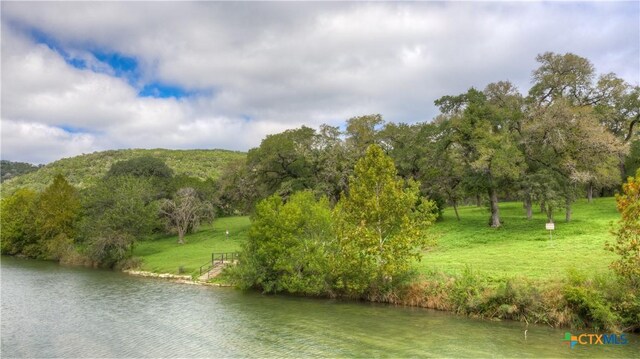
[{"left": 199, "top": 252, "right": 240, "bottom": 277}]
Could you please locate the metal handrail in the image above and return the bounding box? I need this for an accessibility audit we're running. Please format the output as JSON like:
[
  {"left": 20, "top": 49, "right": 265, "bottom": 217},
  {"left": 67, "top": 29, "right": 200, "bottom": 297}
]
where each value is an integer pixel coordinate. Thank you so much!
[{"left": 199, "top": 252, "right": 240, "bottom": 276}]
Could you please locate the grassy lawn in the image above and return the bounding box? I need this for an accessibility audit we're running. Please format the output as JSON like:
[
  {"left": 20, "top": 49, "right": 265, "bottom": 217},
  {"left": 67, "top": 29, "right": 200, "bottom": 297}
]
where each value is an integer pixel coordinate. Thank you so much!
[
  {"left": 133, "top": 197, "right": 621, "bottom": 283},
  {"left": 133, "top": 216, "right": 250, "bottom": 275},
  {"left": 418, "top": 197, "right": 619, "bottom": 282}
]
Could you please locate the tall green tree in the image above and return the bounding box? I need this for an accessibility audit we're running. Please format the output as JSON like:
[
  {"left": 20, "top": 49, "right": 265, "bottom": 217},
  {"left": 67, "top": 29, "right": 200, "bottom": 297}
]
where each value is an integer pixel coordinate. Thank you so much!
[
  {"left": 311, "top": 124, "right": 353, "bottom": 204},
  {"left": 527, "top": 51, "right": 632, "bottom": 194},
  {"left": 523, "top": 100, "right": 624, "bottom": 221},
  {"left": 345, "top": 114, "right": 384, "bottom": 158},
  {"left": 0, "top": 188, "right": 38, "bottom": 255},
  {"left": 436, "top": 82, "right": 526, "bottom": 227},
  {"left": 80, "top": 176, "right": 159, "bottom": 267},
  {"left": 246, "top": 126, "right": 317, "bottom": 200},
  {"left": 34, "top": 174, "right": 81, "bottom": 259},
  {"left": 333, "top": 145, "right": 436, "bottom": 296},
  {"left": 215, "top": 158, "right": 259, "bottom": 215},
  {"left": 529, "top": 52, "right": 596, "bottom": 107}
]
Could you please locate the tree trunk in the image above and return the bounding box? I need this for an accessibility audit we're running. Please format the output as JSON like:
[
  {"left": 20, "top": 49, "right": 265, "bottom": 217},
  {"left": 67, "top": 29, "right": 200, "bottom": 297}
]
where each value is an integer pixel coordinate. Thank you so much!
[
  {"left": 587, "top": 182, "right": 593, "bottom": 203},
  {"left": 546, "top": 205, "right": 554, "bottom": 223},
  {"left": 540, "top": 201, "right": 545, "bottom": 214},
  {"left": 452, "top": 200, "right": 460, "bottom": 221},
  {"left": 178, "top": 231, "right": 185, "bottom": 245},
  {"left": 476, "top": 194, "right": 482, "bottom": 207},
  {"left": 488, "top": 188, "right": 501, "bottom": 228},
  {"left": 619, "top": 155, "right": 627, "bottom": 182},
  {"left": 565, "top": 197, "right": 572, "bottom": 223},
  {"left": 524, "top": 195, "right": 533, "bottom": 220}
]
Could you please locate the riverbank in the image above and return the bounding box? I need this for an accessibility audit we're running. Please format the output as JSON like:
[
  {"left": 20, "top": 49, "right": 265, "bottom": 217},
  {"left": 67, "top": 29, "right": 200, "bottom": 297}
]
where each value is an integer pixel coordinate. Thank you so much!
[
  {"left": 132, "top": 216, "right": 248, "bottom": 275},
  {"left": 373, "top": 270, "right": 638, "bottom": 333},
  {"left": 123, "top": 268, "right": 235, "bottom": 287},
  {"left": 127, "top": 198, "right": 637, "bottom": 332},
  {"left": 10, "top": 255, "right": 637, "bottom": 358}
]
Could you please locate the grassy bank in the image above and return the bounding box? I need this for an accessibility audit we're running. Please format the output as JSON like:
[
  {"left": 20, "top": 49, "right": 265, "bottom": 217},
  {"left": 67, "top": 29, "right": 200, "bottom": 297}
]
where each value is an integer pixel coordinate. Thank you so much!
[
  {"left": 135, "top": 198, "right": 619, "bottom": 280},
  {"left": 420, "top": 197, "right": 618, "bottom": 281},
  {"left": 133, "top": 216, "right": 249, "bottom": 275},
  {"left": 132, "top": 198, "right": 636, "bottom": 331}
]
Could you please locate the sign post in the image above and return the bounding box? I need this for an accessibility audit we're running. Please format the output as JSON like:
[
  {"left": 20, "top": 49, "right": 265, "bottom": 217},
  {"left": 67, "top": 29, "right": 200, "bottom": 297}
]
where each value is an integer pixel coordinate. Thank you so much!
[{"left": 546, "top": 222, "right": 555, "bottom": 241}]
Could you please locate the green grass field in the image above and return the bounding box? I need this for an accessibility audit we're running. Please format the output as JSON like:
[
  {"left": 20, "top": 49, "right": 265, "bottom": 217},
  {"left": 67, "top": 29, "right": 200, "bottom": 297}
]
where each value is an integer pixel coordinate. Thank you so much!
[
  {"left": 134, "top": 198, "right": 620, "bottom": 282},
  {"left": 133, "top": 216, "right": 250, "bottom": 275},
  {"left": 418, "top": 197, "right": 619, "bottom": 282}
]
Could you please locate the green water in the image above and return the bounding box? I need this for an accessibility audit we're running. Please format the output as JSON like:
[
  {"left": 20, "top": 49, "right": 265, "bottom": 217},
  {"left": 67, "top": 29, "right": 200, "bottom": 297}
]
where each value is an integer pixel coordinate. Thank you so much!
[{"left": 1, "top": 256, "right": 637, "bottom": 358}]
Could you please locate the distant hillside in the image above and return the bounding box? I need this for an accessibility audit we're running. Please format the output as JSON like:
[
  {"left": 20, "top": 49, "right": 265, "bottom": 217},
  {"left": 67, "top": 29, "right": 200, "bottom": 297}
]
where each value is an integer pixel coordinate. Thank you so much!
[
  {"left": 1, "top": 149, "right": 245, "bottom": 195},
  {"left": 0, "top": 160, "right": 43, "bottom": 183}
]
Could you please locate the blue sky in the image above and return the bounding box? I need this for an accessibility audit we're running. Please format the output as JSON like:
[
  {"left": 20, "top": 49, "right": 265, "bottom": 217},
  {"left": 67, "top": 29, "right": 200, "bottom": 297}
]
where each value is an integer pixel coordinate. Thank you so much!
[{"left": 1, "top": 1, "right": 638, "bottom": 164}]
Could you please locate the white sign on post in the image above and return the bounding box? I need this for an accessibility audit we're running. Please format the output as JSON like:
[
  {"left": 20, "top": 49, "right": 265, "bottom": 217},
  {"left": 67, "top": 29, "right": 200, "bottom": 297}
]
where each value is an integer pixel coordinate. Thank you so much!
[{"left": 546, "top": 222, "right": 555, "bottom": 242}]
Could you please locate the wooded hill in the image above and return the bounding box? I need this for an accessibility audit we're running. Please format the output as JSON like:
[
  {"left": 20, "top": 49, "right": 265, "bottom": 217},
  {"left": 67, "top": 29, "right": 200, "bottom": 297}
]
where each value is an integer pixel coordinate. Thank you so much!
[
  {"left": 0, "top": 160, "right": 43, "bottom": 183},
  {"left": 1, "top": 149, "right": 245, "bottom": 195}
]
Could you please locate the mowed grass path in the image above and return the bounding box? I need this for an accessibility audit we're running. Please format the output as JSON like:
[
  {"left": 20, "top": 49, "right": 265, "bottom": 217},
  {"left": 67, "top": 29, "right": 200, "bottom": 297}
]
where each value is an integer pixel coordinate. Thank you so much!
[
  {"left": 418, "top": 197, "right": 619, "bottom": 282},
  {"left": 133, "top": 216, "right": 250, "bottom": 275}
]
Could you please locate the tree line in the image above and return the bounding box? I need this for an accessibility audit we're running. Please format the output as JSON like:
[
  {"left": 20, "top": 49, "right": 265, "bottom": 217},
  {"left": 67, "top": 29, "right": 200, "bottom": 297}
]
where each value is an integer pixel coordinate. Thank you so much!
[
  {"left": 1, "top": 156, "right": 215, "bottom": 267},
  {"left": 218, "top": 52, "right": 639, "bottom": 227},
  {"left": 1, "top": 51, "right": 638, "bottom": 268}
]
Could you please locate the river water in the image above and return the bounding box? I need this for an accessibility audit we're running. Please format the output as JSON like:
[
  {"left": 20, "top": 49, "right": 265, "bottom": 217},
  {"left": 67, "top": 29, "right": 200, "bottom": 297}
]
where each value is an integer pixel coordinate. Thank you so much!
[{"left": 1, "top": 256, "right": 637, "bottom": 358}]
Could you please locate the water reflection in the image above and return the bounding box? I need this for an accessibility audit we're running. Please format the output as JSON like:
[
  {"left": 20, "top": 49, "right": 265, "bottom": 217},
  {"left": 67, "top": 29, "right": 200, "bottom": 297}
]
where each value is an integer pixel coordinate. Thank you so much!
[{"left": 1, "top": 256, "right": 637, "bottom": 358}]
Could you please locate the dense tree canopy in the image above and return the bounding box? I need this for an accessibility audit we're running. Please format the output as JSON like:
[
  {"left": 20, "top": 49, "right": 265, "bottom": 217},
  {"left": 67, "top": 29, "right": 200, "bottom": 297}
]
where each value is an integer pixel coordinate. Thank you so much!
[
  {"left": 435, "top": 83, "right": 526, "bottom": 227},
  {"left": 234, "top": 191, "right": 333, "bottom": 294},
  {"left": 80, "top": 175, "right": 159, "bottom": 266},
  {"left": 34, "top": 174, "right": 81, "bottom": 259},
  {"left": 0, "top": 188, "right": 38, "bottom": 255},
  {"left": 232, "top": 145, "right": 436, "bottom": 298}
]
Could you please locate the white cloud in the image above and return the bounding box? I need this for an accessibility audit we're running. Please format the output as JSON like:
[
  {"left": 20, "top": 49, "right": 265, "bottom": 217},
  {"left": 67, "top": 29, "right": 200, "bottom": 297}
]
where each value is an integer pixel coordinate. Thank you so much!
[
  {"left": 1, "top": 1, "right": 638, "bottom": 163},
  {"left": 0, "top": 120, "right": 97, "bottom": 164}
]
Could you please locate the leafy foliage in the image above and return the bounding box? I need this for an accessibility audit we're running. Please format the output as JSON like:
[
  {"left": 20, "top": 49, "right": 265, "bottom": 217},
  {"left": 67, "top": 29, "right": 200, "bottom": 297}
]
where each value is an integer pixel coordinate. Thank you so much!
[
  {"left": 333, "top": 145, "right": 436, "bottom": 296},
  {"left": 105, "top": 155, "right": 174, "bottom": 179},
  {"left": 0, "top": 188, "right": 38, "bottom": 255},
  {"left": 234, "top": 146, "right": 436, "bottom": 298},
  {"left": 232, "top": 191, "right": 333, "bottom": 294},
  {"left": 606, "top": 169, "right": 640, "bottom": 285},
  {"left": 34, "top": 174, "right": 81, "bottom": 260},
  {"left": 435, "top": 83, "right": 525, "bottom": 227},
  {"left": 80, "top": 176, "right": 159, "bottom": 267},
  {"left": 0, "top": 160, "right": 42, "bottom": 182}
]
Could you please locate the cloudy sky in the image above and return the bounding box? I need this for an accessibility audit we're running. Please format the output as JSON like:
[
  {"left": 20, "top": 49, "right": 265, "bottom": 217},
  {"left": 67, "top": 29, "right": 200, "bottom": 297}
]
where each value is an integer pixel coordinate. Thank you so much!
[{"left": 2, "top": 1, "right": 638, "bottom": 164}]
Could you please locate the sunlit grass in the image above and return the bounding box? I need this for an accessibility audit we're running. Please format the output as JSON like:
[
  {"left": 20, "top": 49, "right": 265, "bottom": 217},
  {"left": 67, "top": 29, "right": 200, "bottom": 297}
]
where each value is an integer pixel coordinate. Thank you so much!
[
  {"left": 133, "top": 216, "right": 249, "bottom": 275},
  {"left": 418, "top": 197, "right": 619, "bottom": 281},
  {"left": 134, "top": 197, "right": 621, "bottom": 282}
]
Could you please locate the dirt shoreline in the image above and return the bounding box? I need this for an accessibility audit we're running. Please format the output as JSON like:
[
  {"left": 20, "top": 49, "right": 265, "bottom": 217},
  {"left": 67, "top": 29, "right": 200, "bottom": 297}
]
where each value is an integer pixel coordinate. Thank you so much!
[{"left": 122, "top": 269, "right": 232, "bottom": 287}]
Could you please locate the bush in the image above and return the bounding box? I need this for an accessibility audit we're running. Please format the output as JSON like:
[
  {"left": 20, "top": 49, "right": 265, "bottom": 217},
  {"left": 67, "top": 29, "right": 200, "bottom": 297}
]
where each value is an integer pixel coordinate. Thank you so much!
[
  {"left": 563, "top": 271, "right": 621, "bottom": 331},
  {"left": 606, "top": 169, "right": 640, "bottom": 286},
  {"left": 230, "top": 191, "right": 333, "bottom": 295}
]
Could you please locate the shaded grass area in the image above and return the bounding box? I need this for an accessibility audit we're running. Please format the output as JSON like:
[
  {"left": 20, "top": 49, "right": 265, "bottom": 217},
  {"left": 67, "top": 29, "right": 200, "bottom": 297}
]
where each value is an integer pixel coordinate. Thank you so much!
[
  {"left": 133, "top": 216, "right": 250, "bottom": 275},
  {"left": 418, "top": 197, "right": 619, "bottom": 282}
]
